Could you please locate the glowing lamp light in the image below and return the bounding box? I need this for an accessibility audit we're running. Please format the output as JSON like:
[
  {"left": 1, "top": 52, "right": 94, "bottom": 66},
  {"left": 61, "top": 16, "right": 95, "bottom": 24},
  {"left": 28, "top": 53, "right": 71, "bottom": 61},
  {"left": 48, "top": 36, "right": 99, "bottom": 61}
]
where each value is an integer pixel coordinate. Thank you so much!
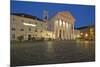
[
  {"left": 81, "top": 33, "right": 83, "bottom": 35},
  {"left": 77, "top": 34, "right": 80, "bottom": 38},
  {"left": 23, "top": 23, "right": 36, "bottom": 27},
  {"left": 85, "top": 33, "right": 88, "bottom": 37}
]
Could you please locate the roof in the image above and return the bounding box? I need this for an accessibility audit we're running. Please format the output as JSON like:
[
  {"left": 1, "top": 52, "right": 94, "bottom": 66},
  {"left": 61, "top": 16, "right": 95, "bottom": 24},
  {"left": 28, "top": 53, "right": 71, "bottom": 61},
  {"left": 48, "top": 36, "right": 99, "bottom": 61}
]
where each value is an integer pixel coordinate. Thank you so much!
[
  {"left": 75, "top": 25, "right": 95, "bottom": 30},
  {"left": 11, "top": 13, "right": 44, "bottom": 22},
  {"left": 49, "top": 11, "right": 75, "bottom": 24},
  {"left": 57, "top": 11, "right": 75, "bottom": 21}
]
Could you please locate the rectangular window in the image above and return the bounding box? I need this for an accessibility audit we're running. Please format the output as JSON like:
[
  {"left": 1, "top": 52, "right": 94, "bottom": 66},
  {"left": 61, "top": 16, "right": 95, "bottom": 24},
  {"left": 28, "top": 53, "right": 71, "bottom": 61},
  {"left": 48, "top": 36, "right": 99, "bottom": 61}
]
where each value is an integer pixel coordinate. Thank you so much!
[
  {"left": 35, "top": 23, "right": 37, "bottom": 25},
  {"left": 20, "top": 28, "right": 24, "bottom": 31},
  {"left": 11, "top": 28, "right": 15, "bottom": 31},
  {"left": 29, "top": 28, "right": 31, "bottom": 31},
  {"left": 21, "top": 19, "right": 24, "bottom": 22},
  {"left": 35, "top": 29, "right": 37, "bottom": 32}
]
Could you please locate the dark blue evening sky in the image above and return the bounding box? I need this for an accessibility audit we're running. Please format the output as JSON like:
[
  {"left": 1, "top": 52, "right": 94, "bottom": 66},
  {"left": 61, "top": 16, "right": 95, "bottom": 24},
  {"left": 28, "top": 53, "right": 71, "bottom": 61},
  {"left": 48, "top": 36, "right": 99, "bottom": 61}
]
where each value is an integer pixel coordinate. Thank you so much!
[{"left": 11, "top": 0, "right": 95, "bottom": 28}]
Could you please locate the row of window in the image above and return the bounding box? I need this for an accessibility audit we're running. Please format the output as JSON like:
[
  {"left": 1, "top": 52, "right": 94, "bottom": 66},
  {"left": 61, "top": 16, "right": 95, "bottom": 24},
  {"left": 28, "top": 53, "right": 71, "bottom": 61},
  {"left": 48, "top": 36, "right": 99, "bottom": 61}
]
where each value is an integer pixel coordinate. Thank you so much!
[
  {"left": 13, "top": 17, "right": 43, "bottom": 26},
  {"left": 12, "top": 33, "right": 51, "bottom": 39},
  {"left": 11, "top": 28, "right": 43, "bottom": 32}
]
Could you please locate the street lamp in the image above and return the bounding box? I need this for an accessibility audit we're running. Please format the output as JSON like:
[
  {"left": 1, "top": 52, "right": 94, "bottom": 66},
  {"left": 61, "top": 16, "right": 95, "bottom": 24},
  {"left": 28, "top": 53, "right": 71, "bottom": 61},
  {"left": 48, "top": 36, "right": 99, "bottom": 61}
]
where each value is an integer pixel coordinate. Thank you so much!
[{"left": 85, "top": 33, "right": 88, "bottom": 37}]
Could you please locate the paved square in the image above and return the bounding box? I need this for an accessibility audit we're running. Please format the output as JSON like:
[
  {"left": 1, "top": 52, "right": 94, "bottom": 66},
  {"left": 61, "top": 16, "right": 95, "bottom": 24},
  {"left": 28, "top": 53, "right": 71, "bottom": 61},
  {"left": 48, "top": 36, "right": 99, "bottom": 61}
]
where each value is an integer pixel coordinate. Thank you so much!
[{"left": 11, "top": 40, "right": 95, "bottom": 66}]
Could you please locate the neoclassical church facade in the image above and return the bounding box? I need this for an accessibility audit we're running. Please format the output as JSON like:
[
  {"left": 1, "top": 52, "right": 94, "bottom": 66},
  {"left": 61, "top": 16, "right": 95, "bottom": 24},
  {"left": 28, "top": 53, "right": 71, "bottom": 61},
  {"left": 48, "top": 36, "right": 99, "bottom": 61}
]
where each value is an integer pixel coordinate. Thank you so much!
[{"left": 48, "top": 11, "right": 75, "bottom": 40}]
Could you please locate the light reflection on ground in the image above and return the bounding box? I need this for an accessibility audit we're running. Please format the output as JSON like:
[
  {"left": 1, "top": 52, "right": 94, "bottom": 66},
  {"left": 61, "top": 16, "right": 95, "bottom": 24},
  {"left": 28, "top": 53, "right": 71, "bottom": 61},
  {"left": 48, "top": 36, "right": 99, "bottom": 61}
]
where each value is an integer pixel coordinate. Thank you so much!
[{"left": 11, "top": 40, "right": 95, "bottom": 66}]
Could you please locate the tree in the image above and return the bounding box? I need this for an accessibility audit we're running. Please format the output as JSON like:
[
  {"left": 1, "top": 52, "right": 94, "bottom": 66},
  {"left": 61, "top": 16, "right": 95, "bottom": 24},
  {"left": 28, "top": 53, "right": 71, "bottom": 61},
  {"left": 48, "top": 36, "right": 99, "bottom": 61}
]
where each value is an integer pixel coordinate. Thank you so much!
[{"left": 17, "top": 36, "right": 24, "bottom": 42}]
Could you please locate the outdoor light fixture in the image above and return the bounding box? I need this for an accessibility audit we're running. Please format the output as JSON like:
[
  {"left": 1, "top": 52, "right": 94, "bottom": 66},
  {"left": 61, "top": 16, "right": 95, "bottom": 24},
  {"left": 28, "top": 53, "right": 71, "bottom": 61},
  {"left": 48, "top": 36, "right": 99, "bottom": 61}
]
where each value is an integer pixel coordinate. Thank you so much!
[
  {"left": 81, "top": 33, "right": 83, "bottom": 35},
  {"left": 23, "top": 23, "right": 36, "bottom": 27},
  {"left": 85, "top": 33, "right": 88, "bottom": 37},
  {"left": 77, "top": 34, "right": 80, "bottom": 38}
]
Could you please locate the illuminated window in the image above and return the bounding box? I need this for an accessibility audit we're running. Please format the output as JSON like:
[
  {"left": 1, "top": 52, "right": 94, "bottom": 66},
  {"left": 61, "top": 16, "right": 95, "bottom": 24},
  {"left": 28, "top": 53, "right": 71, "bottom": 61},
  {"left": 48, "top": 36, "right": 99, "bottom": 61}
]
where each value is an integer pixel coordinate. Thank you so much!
[
  {"left": 81, "top": 33, "right": 83, "bottom": 35},
  {"left": 90, "top": 28, "right": 93, "bottom": 32},
  {"left": 23, "top": 23, "right": 36, "bottom": 27},
  {"left": 85, "top": 33, "right": 88, "bottom": 38}
]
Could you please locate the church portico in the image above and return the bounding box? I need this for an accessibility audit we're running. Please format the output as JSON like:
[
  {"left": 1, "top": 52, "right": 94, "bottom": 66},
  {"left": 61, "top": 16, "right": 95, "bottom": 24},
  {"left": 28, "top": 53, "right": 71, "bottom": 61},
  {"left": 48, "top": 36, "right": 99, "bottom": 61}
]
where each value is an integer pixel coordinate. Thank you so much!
[
  {"left": 51, "top": 12, "right": 75, "bottom": 40},
  {"left": 54, "top": 19, "right": 74, "bottom": 40},
  {"left": 47, "top": 11, "right": 75, "bottom": 40}
]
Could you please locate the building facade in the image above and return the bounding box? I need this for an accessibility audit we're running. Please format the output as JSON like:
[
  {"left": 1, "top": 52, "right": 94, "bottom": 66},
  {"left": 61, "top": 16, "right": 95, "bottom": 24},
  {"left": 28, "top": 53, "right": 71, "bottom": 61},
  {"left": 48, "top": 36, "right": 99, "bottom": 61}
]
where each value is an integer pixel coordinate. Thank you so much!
[
  {"left": 75, "top": 25, "right": 95, "bottom": 40},
  {"left": 74, "top": 30, "right": 81, "bottom": 39},
  {"left": 10, "top": 13, "right": 47, "bottom": 41},
  {"left": 10, "top": 11, "right": 75, "bottom": 41},
  {"left": 48, "top": 12, "right": 75, "bottom": 40}
]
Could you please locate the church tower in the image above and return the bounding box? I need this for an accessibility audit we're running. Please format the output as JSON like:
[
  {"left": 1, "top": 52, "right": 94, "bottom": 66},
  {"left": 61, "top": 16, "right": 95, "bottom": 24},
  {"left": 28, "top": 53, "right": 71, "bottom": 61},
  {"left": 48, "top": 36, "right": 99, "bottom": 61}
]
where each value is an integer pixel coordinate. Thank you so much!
[{"left": 43, "top": 10, "right": 48, "bottom": 21}]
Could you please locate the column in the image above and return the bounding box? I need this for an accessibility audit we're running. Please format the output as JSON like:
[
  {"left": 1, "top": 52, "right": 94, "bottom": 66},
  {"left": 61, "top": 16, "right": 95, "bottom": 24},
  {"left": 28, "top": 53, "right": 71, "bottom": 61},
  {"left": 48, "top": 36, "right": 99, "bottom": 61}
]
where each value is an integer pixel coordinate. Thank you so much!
[
  {"left": 73, "top": 24, "right": 75, "bottom": 40},
  {"left": 64, "top": 21, "right": 66, "bottom": 40},
  {"left": 62, "top": 21, "right": 64, "bottom": 40},
  {"left": 71, "top": 24, "right": 73, "bottom": 40},
  {"left": 57, "top": 22, "right": 59, "bottom": 39},
  {"left": 66, "top": 22, "right": 69, "bottom": 40},
  {"left": 54, "top": 20, "right": 56, "bottom": 39},
  {"left": 67, "top": 23, "right": 69, "bottom": 40},
  {"left": 69, "top": 23, "right": 71, "bottom": 40},
  {"left": 70, "top": 24, "right": 74, "bottom": 40},
  {"left": 65, "top": 22, "right": 67, "bottom": 40}
]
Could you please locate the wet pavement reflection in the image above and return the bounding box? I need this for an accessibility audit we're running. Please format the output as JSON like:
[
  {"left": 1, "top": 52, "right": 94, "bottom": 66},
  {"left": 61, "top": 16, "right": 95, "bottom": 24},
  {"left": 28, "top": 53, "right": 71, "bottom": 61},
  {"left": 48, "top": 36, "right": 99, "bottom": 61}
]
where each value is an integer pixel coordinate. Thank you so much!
[{"left": 11, "top": 40, "right": 95, "bottom": 66}]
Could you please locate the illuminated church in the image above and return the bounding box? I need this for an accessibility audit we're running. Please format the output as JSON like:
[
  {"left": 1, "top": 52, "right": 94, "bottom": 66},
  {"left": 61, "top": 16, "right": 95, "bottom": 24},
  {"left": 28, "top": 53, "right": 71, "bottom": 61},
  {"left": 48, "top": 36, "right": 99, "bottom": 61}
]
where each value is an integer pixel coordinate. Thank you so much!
[{"left": 47, "top": 11, "right": 75, "bottom": 40}]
